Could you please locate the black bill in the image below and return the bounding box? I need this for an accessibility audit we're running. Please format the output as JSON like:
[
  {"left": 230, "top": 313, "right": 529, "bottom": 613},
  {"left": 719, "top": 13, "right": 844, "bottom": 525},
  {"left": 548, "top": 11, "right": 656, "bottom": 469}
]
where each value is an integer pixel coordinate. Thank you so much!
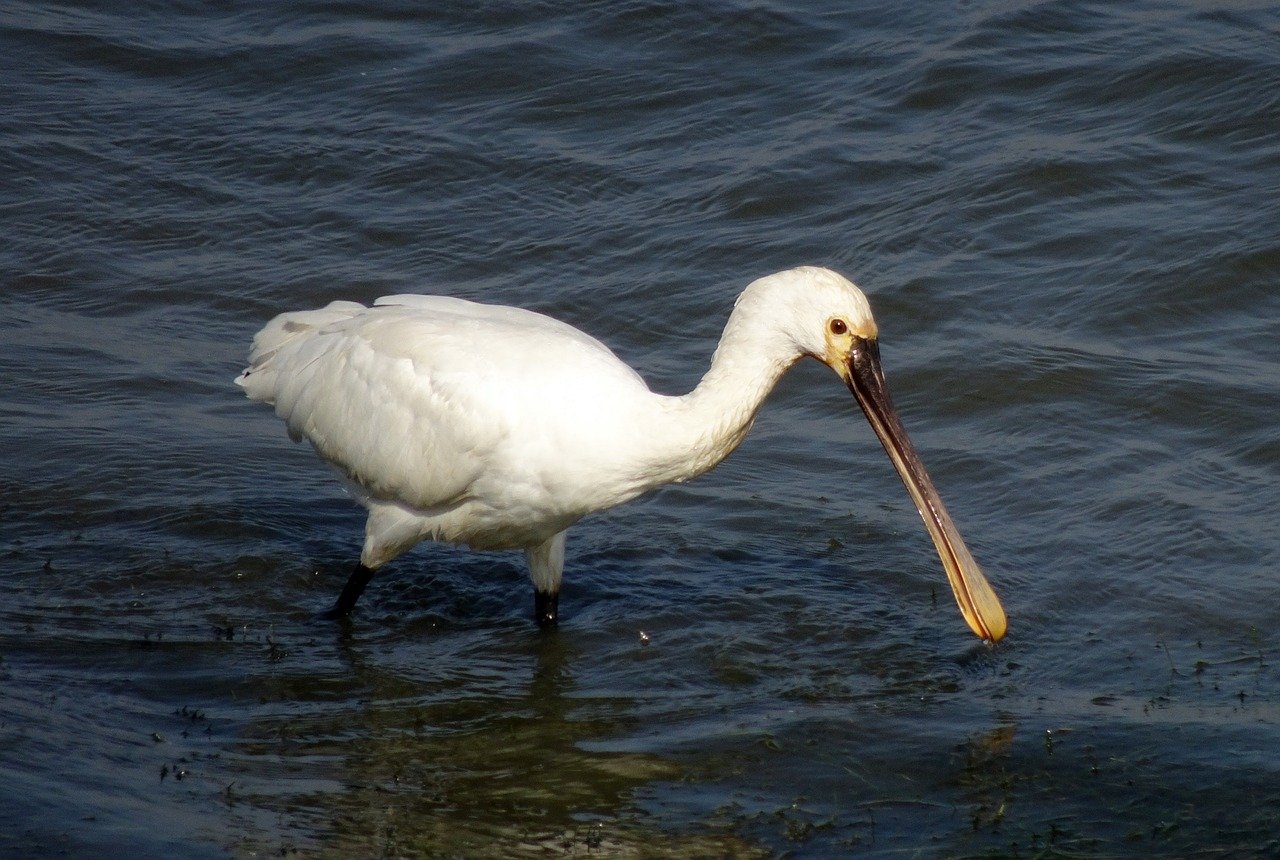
[{"left": 845, "top": 337, "right": 1007, "bottom": 642}]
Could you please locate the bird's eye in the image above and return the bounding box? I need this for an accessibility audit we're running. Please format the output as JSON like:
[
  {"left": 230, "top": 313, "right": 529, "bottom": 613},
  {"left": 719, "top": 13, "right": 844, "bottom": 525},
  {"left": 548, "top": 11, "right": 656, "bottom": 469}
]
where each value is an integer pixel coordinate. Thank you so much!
[{"left": 829, "top": 318, "right": 848, "bottom": 335}]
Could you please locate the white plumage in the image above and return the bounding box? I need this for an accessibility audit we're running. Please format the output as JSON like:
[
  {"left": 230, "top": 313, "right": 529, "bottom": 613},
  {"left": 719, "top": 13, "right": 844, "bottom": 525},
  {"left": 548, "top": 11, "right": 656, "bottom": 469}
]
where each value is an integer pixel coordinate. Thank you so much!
[{"left": 237, "top": 267, "right": 1006, "bottom": 640}]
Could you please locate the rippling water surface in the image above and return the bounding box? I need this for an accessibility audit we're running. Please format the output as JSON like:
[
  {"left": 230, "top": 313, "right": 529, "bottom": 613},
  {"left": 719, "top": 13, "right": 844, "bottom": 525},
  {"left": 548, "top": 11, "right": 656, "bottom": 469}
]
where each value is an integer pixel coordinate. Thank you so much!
[{"left": 3, "top": 1, "right": 1279, "bottom": 856}]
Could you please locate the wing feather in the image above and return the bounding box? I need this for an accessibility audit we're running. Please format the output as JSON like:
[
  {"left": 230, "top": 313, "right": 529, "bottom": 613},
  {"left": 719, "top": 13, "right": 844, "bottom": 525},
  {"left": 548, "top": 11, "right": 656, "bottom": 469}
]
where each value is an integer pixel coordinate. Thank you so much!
[{"left": 238, "top": 295, "right": 651, "bottom": 516}]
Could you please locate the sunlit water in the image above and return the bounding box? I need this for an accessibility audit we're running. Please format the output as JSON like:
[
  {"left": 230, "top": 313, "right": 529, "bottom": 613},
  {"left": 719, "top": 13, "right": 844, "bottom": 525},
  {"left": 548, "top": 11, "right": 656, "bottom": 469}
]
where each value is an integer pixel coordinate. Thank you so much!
[{"left": 3, "top": 1, "right": 1279, "bottom": 856}]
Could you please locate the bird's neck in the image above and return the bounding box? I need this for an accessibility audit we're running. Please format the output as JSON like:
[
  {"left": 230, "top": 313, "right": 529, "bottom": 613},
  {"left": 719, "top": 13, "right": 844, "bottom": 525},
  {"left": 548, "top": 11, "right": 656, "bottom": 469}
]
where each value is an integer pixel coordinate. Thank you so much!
[{"left": 633, "top": 305, "right": 800, "bottom": 489}]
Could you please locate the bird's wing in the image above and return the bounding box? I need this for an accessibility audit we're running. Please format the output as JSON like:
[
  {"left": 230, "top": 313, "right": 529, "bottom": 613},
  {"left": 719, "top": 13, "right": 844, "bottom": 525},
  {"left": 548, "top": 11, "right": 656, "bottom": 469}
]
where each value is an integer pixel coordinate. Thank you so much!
[
  {"left": 373, "top": 293, "right": 646, "bottom": 385},
  {"left": 239, "top": 295, "right": 649, "bottom": 511}
]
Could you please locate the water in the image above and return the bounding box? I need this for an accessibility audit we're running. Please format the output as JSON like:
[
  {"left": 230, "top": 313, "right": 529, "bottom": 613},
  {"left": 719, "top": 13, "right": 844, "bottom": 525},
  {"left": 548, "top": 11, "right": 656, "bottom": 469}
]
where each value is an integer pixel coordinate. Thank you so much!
[{"left": 3, "top": 0, "right": 1279, "bottom": 855}]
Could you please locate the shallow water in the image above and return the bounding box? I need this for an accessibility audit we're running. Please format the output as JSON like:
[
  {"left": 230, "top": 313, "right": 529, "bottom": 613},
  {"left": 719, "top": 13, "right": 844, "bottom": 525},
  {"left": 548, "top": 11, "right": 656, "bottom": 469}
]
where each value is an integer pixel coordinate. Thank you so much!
[{"left": 3, "top": 0, "right": 1279, "bottom": 856}]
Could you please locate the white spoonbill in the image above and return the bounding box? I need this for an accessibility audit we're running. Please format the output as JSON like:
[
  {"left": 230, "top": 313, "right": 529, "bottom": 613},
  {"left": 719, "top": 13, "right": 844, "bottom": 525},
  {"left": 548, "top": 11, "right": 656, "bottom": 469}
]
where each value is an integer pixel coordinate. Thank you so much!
[{"left": 237, "top": 267, "right": 1006, "bottom": 641}]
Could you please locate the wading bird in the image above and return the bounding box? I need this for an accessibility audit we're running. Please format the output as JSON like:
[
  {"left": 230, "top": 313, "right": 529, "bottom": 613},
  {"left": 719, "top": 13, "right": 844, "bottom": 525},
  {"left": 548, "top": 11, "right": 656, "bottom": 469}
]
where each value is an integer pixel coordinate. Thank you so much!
[{"left": 237, "top": 267, "right": 1006, "bottom": 641}]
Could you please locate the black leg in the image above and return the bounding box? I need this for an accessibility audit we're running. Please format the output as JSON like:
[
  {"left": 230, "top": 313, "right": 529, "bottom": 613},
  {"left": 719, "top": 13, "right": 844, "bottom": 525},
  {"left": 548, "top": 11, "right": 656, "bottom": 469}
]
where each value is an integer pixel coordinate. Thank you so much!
[
  {"left": 534, "top": 589, "right": 559, "bottom": 628},
  {"left": 316, "top": 562, "right": 376, "bottom": 621}
]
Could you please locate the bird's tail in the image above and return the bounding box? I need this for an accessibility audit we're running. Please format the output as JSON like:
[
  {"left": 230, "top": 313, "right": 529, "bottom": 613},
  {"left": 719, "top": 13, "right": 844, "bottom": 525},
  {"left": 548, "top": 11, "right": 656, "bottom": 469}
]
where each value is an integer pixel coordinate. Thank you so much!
[{"left": 235, "top": 300, "right": 366, "bottom": 405}]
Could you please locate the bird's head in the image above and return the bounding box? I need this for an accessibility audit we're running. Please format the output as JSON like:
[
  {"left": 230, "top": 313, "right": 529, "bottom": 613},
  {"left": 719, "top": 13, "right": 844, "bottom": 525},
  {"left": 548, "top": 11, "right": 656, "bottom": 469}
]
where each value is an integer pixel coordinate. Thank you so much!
[{"left": 747, "top": 266, "right": 1008, "bottom": 643}]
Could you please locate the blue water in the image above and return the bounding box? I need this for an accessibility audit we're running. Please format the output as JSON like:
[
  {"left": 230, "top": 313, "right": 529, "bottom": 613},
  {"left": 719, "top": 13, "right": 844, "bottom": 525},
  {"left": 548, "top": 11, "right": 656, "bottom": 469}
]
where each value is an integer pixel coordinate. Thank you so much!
[{"left": 2, "top": 1, "right": 1279, "bottom": 855}]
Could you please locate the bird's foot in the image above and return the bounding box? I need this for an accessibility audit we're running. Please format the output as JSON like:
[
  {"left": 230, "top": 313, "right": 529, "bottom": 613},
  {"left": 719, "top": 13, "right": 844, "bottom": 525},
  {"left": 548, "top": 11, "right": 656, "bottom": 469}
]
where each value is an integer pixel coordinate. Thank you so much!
[
  {"left": 534, "top": 590, "right": 559, "bottom": 628},
  {"left": 314, "top": 603, "right": 352, "bottom": 622},
  {"left": 314, "top": 563, "right": 376, "bottom": 622}
]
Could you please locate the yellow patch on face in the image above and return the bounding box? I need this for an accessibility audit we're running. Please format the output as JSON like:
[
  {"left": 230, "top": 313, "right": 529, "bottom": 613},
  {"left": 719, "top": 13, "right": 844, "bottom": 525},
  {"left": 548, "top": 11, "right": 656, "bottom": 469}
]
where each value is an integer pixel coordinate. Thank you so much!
[{"left": 821, "top": 315, "right": 878, "bottom": 376}]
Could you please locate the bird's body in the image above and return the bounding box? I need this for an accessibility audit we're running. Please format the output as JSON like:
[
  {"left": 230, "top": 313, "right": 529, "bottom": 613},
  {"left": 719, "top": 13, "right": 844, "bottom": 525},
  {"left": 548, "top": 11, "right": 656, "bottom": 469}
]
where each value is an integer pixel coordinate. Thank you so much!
[
  {"left": 242, "top": 295, "right": 650, "bottom": 559},
  {"left": 238, "top": 267, "right": 1007, "bottom": 641}
]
